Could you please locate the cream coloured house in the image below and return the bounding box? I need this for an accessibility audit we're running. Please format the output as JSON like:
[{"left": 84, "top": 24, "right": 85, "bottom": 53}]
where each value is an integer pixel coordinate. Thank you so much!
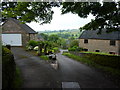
[{"left": 79, "top": 30, "right": 120, "bottom": 55}]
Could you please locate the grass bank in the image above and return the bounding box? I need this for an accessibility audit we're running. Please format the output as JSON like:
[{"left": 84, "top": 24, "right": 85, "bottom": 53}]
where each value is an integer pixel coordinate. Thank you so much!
[
  {"left": 82, "top": 51, "right": 118, "bottom": 56},
  {"left": 40, "top": 55, "right": 49, "bottom": 60},
  {"left": 13, "top": 67, "right": 23, "bottom": 88},
  {"left": 62, "top": 52, "right": 120, "bottom": 86}
]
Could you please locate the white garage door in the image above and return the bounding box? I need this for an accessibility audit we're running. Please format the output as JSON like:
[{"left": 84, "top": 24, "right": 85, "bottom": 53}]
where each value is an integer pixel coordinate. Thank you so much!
[{"left": 2, "top": 34, "right": 22, "bottom": 46}]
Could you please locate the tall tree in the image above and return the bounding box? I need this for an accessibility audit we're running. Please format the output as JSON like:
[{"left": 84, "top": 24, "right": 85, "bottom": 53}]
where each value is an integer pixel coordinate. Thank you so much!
[
  {"left": 2, "top": 1, "right": 119, "bottom": 33},
  {"left": 1, "top": 2, "right": 60, "bottom": 24},
  {"left": 61, "top": 1, "right": 120, "bottom": 33},
  {"left": 48, "top": 34, "right": 59, "bottom": 43}
]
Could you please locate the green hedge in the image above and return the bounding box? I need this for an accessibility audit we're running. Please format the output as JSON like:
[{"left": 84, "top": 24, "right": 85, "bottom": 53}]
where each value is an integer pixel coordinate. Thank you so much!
[
  {"left": 84, "top": 53, "right": 120, "bottom": 69},
  {"left": 68, "top": 46, "right": 83, "bottom": 51},
  {"left": 52, "top": 47, "right": 59, "bottom": 53},
  {"left": 2, "top": 47, "right": 16, "bottom": 88}
]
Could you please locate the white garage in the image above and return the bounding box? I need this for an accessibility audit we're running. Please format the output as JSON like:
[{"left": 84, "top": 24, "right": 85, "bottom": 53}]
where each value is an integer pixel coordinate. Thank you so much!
[
  {"left": 2, "top": 18, "right": 38, "bottom": 46},
  {"left": 2, "top": 34, "right": 22, "bottom": 46}
]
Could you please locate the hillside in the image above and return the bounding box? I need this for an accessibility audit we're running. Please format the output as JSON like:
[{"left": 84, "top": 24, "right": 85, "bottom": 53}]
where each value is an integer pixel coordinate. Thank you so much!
[{"left": 38, "top": 29, "right": 82, "bottom": 39}]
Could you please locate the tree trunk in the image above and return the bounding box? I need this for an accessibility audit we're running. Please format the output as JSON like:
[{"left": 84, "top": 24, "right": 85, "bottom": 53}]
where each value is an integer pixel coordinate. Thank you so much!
[
  {"left": 38, "top": 43, "right": 42, "bottom": 56},
  {"left": 44, "top": 44, "right": 48, "bottom": 55}
]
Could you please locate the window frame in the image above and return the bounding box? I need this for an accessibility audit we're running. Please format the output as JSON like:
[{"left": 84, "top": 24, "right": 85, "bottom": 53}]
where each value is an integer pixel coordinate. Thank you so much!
[
  {"left": 110, "top": 40, "right": 116, "bottom": 46},
  {"left": 84, "top": 39, "right": 88, "bottom": 44}
]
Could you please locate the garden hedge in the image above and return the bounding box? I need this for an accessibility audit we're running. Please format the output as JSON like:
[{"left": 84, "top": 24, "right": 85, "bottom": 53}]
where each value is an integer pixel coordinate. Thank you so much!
[
  {"left": 84, "top": 53, "right": 120, "bottom": 69},
  {"left": 2, "top": 47, "right": 16, "bottom": 88}
]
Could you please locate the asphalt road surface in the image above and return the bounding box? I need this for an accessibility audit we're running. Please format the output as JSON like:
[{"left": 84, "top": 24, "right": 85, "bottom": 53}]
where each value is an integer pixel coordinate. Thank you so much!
[{"left": 11, "top": 47, "right": 118, "bottom": 89}]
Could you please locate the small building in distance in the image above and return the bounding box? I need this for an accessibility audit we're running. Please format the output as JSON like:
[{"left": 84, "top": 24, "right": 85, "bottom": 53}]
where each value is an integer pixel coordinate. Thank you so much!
[
  {"left": 79, "top": 30, "right": 120, "bottom": 55},
  {"left": 2, "top": 18, "right": 38, "bottom": 46}
]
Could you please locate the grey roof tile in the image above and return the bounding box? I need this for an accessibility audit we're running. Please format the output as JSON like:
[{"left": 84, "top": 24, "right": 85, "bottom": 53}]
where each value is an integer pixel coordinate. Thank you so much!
[
  {"left": 79, "top": 30, "right": 120, "bottom": 40},
  {"left": 9, "top": 18, "right": 37, "bottom": 34}
]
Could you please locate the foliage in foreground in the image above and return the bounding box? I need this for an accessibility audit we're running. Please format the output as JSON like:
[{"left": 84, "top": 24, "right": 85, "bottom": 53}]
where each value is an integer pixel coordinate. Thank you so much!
[
  {"left": 62, "top": 2, "right": 120, "bottom": 33},
  {"left": 2, "top": 47, "right": 22, "bottom": 89},
  {"left": 2, "top": 47, "right": 16, "bottom": 88},
  {"left": 2, "top": 2, "right": 119, "bottom": 33},
  {"left": 2, "top": 2, "right": 59, "bottom": 24}
]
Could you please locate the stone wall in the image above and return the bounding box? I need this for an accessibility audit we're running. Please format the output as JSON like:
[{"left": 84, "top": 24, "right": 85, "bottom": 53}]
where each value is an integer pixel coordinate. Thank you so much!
[
  {"left": 29, "top": 34, "right": 38, "bottom": 41},
  {"left": 2, "top": 19, "right": 33, "bottom": 46},
  {"left": 79, "top": 39, "right": 120, "bottom": 55}
]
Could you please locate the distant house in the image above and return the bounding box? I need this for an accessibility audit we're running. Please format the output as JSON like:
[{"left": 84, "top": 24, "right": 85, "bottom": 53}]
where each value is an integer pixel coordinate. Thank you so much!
[
  {"left": 2, "top": 18, "right": 38, "bottom": 46},
  {"left": 79, "top": 30, "right": 120, "bottom": 55}
]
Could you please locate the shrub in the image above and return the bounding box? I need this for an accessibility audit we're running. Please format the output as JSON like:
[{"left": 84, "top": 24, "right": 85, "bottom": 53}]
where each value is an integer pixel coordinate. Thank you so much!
[
  {"left": 69, "top": 40, "right": 79, "bottom": 48},
  {"left": 68, "top": 46, "right": 81, "bottom": 51},
  {"left": 52, "top": 47, "right": 59, "bottom": 53},
  {"left": 28, "top": 40, "right": 38, "bottom": 48},
  {"left": 25, "top": 45, "right": 33, "bottom": 50},
  {"left": 2, "top": 47, "right": 16, "bottom": 88},
  {"left": 68, "top": 47, "right": 76, "bottom": 51},
  {"left": 33, "top": 46, "right": 38, "bottom": 51},
  {"left": 78, "top": 47, "right": 85, "bottom": 51}
]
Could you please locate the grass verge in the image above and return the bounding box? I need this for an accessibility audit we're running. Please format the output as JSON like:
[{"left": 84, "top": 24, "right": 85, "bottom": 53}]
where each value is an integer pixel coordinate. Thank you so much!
[
  {"left": 62, "top": 52, "right": 94, "bottom": 65},
  {"left": 62, "top": 52, "right": 120, "bottom": 86},
  {"left": 13, "top": 67, "right": 23, "bottom": 88},
  {"left": 82, "top": 51, "right": 118, "bottom": 56},
  {"left": 40, "top": 55, "right": 49, "bottom": 60}
]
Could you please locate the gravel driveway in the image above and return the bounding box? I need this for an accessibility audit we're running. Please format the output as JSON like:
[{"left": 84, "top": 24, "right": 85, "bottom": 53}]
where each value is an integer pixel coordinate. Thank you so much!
[{"left": 11, "top": 47, "right": 118, "bottom": 89}]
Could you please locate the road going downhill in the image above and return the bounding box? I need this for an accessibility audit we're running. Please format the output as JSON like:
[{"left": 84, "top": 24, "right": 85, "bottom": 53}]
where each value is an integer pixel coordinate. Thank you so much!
[{"left": 11, "top": 47, "right": 118, "bottom": 89}]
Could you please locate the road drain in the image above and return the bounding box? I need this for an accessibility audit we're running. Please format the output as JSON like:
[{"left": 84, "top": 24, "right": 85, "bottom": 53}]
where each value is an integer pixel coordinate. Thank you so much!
[{"left": 62, "top": 82, "right": 81, "bottom": 90}]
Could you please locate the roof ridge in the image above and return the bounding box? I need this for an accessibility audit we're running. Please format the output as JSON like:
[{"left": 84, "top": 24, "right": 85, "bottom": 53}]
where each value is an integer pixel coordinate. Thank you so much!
[
  {"left": 9, "top": 18, "right": 37, "bottom": 34},
  {"left": 79, "top": 30, "right": 120, "bottom": 40}
]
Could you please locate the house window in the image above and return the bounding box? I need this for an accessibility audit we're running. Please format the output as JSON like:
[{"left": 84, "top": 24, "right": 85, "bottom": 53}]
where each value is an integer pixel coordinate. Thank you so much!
[
  {"left": 110, "top": 40, "right": 116, "bottom": 46},
  {"left": 95, "top": 50, "right": 100, "bottom": 52},
  {"left": 84, "top": 39, "right": 88, "bottom": 44}
]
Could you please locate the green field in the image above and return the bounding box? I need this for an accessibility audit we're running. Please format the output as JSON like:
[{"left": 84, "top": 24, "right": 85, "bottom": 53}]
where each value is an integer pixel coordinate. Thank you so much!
[{"left": 38, "top": 29, "right": 82, "bottom": 39}]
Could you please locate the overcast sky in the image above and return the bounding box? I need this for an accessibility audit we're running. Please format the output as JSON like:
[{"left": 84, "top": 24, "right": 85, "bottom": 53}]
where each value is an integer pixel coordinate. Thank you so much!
[{"left": 27, "top": 7, "right": 95, "bottom": 31}]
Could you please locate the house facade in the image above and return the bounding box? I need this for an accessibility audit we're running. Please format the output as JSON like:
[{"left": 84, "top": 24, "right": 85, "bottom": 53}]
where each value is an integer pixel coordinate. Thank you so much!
[
  {"left": 2, "top": 18, "right": 38, "bottom": 46},
  {"left": 79, "top": 30, "right": 120, "bottom": 55}
]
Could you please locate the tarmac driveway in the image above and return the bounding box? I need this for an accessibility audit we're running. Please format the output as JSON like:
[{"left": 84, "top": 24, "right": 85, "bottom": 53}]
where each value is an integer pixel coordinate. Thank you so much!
[{"left": 11, "top": 47, "right": 118, "bottom": 89}]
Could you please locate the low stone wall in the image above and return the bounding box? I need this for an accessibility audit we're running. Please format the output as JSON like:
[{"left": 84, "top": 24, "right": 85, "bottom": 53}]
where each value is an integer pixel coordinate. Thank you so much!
[
  {"left": 70, "top": 51, "right": 120, "bottom": 69},
  {"left": 2, "top": 47, "right": 16, "bottom": 88}
]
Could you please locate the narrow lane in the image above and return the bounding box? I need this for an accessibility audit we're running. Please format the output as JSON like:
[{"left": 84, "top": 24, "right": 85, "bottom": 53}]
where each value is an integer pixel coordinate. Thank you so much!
[
  {"left": 11, "top": 47, "right": 118, "bottom": 88},
  {"left": 57, "top": 53, "right": 118, "bottom": 88}
]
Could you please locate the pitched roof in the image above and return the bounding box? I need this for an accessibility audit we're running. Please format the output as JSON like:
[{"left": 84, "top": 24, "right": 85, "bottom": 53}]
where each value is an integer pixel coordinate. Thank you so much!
[
  {"left": 79, "top": 30, "right": 120, "bottom": 40},
  {"left": 7, "top": 18, "right": 37, "bottom": 34}
]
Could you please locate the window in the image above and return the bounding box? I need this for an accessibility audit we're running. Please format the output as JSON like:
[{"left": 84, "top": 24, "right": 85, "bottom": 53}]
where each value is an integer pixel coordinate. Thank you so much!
[
  {"left": 84, "top": 39, "right": 88, "bottom": 43},
  {"left": 110, "top": 40, "right": 116, "bottom": 46},
  {"left": 95, "top": 50, "right": 100, "bottom": 52}
]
